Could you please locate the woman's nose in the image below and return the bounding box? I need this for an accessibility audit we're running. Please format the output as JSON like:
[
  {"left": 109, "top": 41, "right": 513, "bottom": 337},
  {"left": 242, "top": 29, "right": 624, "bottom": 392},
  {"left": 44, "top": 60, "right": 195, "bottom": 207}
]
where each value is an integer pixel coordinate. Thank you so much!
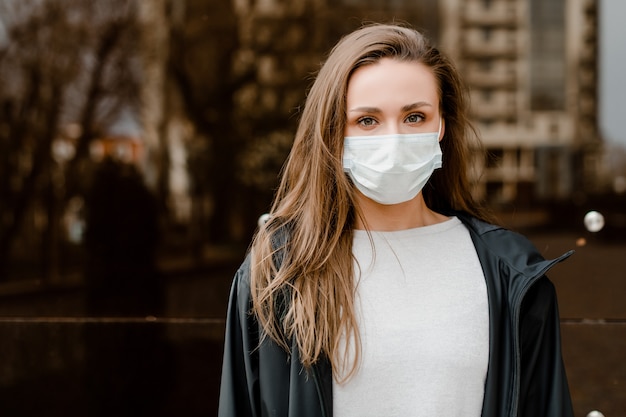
[{"left": 381, "top": 123, "right": 402, "bottom": 135}]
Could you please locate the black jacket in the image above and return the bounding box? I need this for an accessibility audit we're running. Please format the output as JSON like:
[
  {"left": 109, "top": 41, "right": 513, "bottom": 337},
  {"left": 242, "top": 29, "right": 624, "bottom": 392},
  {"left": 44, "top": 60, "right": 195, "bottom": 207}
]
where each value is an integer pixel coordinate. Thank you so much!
[{"left": 218, "top": 213, "right": 575, "bottom": 417}]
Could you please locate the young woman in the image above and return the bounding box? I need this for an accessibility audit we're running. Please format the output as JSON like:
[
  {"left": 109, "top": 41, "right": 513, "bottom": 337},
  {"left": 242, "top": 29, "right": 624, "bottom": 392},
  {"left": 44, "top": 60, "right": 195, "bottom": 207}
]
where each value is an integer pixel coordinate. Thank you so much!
[{"left": 218, "top": 23, "right": 574, "bottom": 417}]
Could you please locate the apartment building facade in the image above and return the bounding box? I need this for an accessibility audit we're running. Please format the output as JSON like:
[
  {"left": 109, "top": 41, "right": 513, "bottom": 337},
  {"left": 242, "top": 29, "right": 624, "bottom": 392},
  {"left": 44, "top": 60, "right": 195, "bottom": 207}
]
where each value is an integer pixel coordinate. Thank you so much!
[
  {"left": 440, "top": 0, "right": 600, "bottom": 207},
  {"left": 227, "top": 0, "right": 599, "bottom": 209},
  {"left": 139, "top": 0, "right": 600, "bottom": 240}
]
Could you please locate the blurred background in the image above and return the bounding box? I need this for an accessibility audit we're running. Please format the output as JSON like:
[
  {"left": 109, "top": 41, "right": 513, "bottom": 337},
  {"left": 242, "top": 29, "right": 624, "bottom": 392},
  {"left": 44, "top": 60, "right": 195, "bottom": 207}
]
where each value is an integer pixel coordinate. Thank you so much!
[{"left": 0, "top": 0, "right": 624, "bottom": 415}]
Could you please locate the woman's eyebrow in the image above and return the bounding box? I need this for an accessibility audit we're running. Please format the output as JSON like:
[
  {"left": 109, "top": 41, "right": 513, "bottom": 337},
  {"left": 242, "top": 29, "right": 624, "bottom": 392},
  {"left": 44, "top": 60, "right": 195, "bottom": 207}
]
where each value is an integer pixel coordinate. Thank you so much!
[
  {"left": 401, "top": 101, "right": 433, "bottom": 112},
  {"left": 348, "top": 106, "right": 382, "bottom": 113},
  {"left": 348, "top": 102, "right": 434, "bottom": 113}
]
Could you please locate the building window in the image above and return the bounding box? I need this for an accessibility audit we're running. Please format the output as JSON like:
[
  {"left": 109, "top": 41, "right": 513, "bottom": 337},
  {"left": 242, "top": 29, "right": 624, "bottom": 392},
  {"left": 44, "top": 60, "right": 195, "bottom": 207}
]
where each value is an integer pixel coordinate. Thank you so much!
[
  {"left": 479, "top": 58, "right": 493, "bottom": 71},
  {"left": 482, "top": 119, "right": 494, "bottom": 128},
  {"left": 483, "top": 27, "right": 492, "bottom": 41},
  {"left": 486, "top": 148, "right": 503, "bottom": 168},
  {"left": 529, "top": 0, "right": 565, "bottom": 110},
  {"left": 486, "top": 181, "right": 503, "bottom": 202}
]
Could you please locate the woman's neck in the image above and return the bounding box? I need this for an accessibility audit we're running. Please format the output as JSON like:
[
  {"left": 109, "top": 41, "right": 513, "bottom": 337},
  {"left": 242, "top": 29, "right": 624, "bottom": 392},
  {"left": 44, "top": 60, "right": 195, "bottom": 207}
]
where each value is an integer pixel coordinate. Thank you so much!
[{"left": 353, "top": 192, "right": 449, "bottom": 231}]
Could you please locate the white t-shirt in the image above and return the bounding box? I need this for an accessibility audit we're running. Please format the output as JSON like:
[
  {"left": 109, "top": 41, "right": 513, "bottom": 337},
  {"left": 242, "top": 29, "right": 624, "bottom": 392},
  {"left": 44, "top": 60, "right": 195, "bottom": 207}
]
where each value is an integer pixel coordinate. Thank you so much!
[{"left": 333, "top": 217, "right": 489, "bottom": 417}]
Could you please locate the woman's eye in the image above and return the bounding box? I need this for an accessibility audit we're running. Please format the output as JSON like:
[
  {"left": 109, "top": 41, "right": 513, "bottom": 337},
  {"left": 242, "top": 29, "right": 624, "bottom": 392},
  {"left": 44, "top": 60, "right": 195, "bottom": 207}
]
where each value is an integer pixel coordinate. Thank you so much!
[
  {"left": 405, "top": 113, "right": 424, "bottom": 123},
  {"left": 357, "top": 117, "right": 377, "bottom": 127}
]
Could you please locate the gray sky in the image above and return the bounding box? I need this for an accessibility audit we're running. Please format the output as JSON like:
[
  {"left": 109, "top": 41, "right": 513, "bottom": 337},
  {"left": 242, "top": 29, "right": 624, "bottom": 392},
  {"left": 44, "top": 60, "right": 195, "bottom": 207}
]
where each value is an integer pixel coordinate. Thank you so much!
[{"left": 599, "top": 0, "right": 626, "bottom": 146}]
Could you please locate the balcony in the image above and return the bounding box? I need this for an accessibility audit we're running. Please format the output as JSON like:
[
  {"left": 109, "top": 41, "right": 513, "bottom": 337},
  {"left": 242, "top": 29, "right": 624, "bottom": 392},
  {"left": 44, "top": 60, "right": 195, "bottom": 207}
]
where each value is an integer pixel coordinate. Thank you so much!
[
  {"left": 464, "top": 60, "right": 517, "bottom": 88},
  {"left": 470, "top": 90, "right": 517, "bottom": 119},
  {"left": 462, "top": 0, "right": 523, "bottom": 27},
  {"left": 462, "top": 28, "right": 521, "bottom": 58}
]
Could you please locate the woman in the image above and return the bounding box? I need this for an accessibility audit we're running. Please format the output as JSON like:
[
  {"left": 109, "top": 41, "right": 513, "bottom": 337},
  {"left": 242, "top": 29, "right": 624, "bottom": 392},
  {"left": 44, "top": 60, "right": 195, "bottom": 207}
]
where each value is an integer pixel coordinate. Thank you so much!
[{"left": 219, "top": 23, "right": 574, "bottom": 417}]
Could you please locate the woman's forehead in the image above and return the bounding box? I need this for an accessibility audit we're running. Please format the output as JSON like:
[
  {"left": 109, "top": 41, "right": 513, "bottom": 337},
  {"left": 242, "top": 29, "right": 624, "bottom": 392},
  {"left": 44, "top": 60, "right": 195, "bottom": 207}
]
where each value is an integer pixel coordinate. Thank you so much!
[{"left": 346, "top": 59, "right": 439, "bottom": 109}]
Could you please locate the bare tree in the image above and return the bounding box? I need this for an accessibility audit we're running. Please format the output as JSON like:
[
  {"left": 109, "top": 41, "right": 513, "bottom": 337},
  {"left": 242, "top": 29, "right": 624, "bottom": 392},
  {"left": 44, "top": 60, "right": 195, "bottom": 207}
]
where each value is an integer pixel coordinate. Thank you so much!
[
  {"left": 0, "top": 0, "right": 140, "bottom": 281},
  {"left": 167, "top": 0, "right": 245, "bottom": 244}
]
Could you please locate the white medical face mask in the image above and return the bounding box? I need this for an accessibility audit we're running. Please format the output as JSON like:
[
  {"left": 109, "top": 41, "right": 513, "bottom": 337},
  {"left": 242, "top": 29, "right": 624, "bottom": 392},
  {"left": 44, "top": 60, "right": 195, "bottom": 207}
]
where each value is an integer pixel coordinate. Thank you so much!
[{"left": 342, "top": 122, "right": 443, "bottom": 205}]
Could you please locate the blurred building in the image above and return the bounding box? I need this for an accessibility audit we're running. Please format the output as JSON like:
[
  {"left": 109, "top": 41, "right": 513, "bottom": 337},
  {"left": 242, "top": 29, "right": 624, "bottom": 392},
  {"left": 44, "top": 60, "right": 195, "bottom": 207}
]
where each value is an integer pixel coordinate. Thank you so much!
[
  {"left": 440, "top": 0, "right": 600, "bottom": 207},
  {"left": 137, "top": 0, "right": 601, "bottom": 238},
  {"left": 215, "top": 0, "right": 601, "bottom": 209}
]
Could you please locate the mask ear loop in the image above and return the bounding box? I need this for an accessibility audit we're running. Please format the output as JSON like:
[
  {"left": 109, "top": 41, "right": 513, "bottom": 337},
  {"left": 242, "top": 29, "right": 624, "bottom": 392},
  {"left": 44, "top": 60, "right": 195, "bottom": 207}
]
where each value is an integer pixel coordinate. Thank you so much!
[{"left": 437, "top": 118, "right": 443, "bottom": 141}]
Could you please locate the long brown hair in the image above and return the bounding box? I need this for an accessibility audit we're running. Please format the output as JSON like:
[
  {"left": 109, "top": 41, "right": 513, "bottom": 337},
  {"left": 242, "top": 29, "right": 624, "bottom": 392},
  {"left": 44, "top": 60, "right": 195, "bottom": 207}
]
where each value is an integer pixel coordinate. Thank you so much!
[{"left": 250, "top": 23, "right": 492, "bottom": 382}]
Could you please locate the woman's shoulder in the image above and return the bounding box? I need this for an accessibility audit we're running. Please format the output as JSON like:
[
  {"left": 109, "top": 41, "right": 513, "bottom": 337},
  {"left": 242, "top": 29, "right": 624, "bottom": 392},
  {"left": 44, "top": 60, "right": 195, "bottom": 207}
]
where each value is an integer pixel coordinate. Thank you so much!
[
  {"left": 454, "top": 211, "right": 539, "bottom": 253},
  {"left": 231, "top": 253, "right": 253, "bottom": 305},
  {"left": 231, "top": 222, "right": 292, "bottom": 297},
  {"left": 455, "top": 211, "right": 574, "bottom": 283},
  {"left": 454, "top": 211, "right": 573, "bottom": 274}
]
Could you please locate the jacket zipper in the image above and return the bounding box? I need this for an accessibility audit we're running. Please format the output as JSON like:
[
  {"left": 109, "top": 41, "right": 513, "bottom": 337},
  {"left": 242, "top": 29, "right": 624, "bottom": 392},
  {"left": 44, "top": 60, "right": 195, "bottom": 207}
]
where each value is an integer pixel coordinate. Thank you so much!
[{"left": 508, "top": 250, "right": 573, "bottom": 417}]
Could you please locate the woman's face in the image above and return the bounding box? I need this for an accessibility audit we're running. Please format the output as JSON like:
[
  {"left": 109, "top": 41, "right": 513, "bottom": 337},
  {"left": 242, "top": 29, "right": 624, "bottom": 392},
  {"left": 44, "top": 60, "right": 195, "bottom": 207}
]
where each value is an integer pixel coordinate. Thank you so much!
[{"left": 344, "top": 58, "right": 443, "bottom": 139}]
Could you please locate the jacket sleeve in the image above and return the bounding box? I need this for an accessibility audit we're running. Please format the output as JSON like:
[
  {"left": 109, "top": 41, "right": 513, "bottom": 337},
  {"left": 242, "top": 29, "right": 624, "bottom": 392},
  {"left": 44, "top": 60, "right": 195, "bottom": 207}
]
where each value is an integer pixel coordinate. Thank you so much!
[
  {"left": 218, "top": 255, "right": 260, "bottom": 417},
  {"left": 519, "top": 276, "right": 574, "bottom": 417}
]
